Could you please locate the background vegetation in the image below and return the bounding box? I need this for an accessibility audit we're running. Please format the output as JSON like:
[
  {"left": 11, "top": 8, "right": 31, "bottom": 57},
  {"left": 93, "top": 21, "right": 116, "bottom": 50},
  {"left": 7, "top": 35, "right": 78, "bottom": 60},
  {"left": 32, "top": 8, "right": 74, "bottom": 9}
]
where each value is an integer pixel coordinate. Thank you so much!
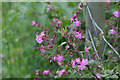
[{"left": 2, "top": 2, "right": 119, "bottom": 78}]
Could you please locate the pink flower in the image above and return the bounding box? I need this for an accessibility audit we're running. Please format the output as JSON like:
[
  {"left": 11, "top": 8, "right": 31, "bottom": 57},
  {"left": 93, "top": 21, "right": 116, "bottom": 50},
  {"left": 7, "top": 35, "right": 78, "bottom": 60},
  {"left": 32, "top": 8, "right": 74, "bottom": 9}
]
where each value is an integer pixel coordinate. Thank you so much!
[
  {"left": 69, "top": 29, "right": 73, "bottom": 33},
  {"left": 52, "top": 55, "right": 64, "bottom": 65},
  {"left": 41, "top": 49, "right": 46, "bottom": 52},
  {"left": 36, "top": 38, "right": 43, "bottom": 44},
  {"left": 108, "top": 50, "right": 111, "bottom": 54},
  {"left": 96, "top": 73, "right": 101, "bottom": 78},
  {"left": 73, "top": 18, "right": 81, "bottom": 26},
  {"left": 85, "top": 46, "right": 88, "bottom": 52},
  {"left": 58, "top": 71, "right": 62, "bottom": 77},
  {"left": 47, "top": 7, "right": 50, "bottom": 13},
  {"left": 0, "top": 54, "right": 4, "bottom": 58},
  {"left": 76, "top": 58, "right": 81, "bottom": 64},
  {"left": 53, "top": 18, "right": 56, "bottom": 23},
  {"left": 58, "top": 61, "right": 62, "bottom": 65},
  {"left": 81, "top": 58, "right": 88, "bottom": 66},
  {"left": 61, "top": 69, "right": 65, "bottom": 73},
  {"left": 52, "top": 56, "right": 58, "bottom": 61},
  {"left": 36, "top": 31, "right": 44, "bottom": 43},
  {"left": 36, "top": 73, "right": 39, "bottom": 76},
  {"left": 39, "top": 45, "right": 46, "bottom": 52},
  {"left": 40, "top": 31, "right": 45, "bottom": 37},
  {"left": 77, "top": 65, "right": 85, "bottom": 70},
  {"left": 77, "top": 58, "right": 88, "bottom": 70},
  {"left": 106, "top": 0, "right": 110, "bottom": 4},
  {"left": 75, "top": 32, "right": 82, "bottom": 39},
  {"left": 35, "top": 22, "right": 40, "bottom": 27},
  {"left": 57, "top": 55, "right": 63, "bottom": 62},
  {"left": 78, "top": 2, "right": 84, "bottom": 8},
  {"left": 43, "top": 70, "right": 50, "bottom": 75},
  {"left": 35, "top": 23, "right": 38, "bottom": 27},
  {"left": 118, "top": 35, "right": 120, "bottom": 37},
  {"left": 40, "top": 45, "right": 45, "bottom": 48},
  {"left": 74, "top": 14, "right": 77, "bottom": 17},
  {"left": 109, "top": 29, "right": 116, "bottom": 34},
  {"left": 47, "top": 45, "right": 50, "bottom": 49},
  {"left": 35, "top": 69, "right": 40, "bottom": 73},
  {"left": 70, "top": 16, "right": 74, "bottom": 23},
  {"left": 31, "top": 21, "right": 35, "bottom": 26},
  {"left": 57, "top": 19, "right": 62, "bottom": 23},
  {"left": 113, "top": 10, "right": 120, "bottom": 17},
  {"left": 58, "top": 69, "right": 65, "bottom": 77},
  {"left": 71, "top": 60, "right": 76, "bottom": 67}
]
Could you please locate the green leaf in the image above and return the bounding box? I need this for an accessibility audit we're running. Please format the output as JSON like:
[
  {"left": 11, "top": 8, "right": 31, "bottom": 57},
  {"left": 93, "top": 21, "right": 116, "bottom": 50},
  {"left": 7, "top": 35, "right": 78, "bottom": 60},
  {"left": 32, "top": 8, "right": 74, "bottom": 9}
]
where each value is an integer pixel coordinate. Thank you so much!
[
  {"left": 110, "top": 75, "right": 118, "bottom": 78},
  {"left": 101, "top": 74, "right": 109, "bottom": 77}
]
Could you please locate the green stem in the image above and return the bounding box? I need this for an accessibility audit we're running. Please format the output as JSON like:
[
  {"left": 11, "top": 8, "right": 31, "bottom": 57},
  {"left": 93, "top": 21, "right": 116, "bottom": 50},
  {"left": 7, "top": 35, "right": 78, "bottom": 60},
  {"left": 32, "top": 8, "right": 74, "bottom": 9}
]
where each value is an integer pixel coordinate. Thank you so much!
[{"left": 86, "top": 65, "right": 100, "bottom": 80}]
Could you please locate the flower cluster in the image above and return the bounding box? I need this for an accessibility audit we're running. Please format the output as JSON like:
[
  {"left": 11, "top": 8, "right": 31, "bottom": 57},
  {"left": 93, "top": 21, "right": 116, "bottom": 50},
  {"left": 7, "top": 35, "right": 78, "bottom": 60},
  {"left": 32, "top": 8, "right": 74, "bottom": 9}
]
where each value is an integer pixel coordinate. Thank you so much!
[
  {"left": 38, "top": 45, "right": 46, "bottom": 52},
  {"left": 85, "top": 46, "right": 88, "bottom": 52},
  {"left": 77, "top": 58, "right": 88, "bottom": 70},
  {"left": 31, "top": 20, "right": 40, "bottom": 27},
  {"left": 36, "top": 31, "right": 44, "bottom": 44},
  {"left": 35, "top": 69, "right": 40, "bottom": 76},
  {"left": 31, "top": 21, "right": 35, "bottom": 26},
  {"left": 70, "top": 17, "right": 81, "bottom": 27},
  {"left": 52, "top": 55, "right": 64, "bottom": 65},
  {"left": 71, "top": 58, "right": 89, "bottom": 71},
  {"left": 33, "top": 2, "right": 119, "bottom": 79},
  {"left": 46, "top": 7, "right": 50, "bottom": 13},
  {"left": 109, "top": 29, "right": 116, "bottom": 34},
  {"left": 75, "top": 32, "right": 82, "bottom": 39},
  {"left": 96, "top": 73, "right": 101, "bottom": 78},
  {"left": 78, "top": 2, "right": 84, "bottom": 8},
  {"left": 71, "top": 60, "right": 76, "bottom": 68},
  {"left": 113, "top": 10, "right": 120, "bottom": 17},
  {"left": 69, "top": 6, "right": 83, "bottom": 40},
  {"left": 43, "top": 70, "right": 50, "bottom": 75},
  {"left": 58, "top": 69, "right": 66, "bottom": 77}
]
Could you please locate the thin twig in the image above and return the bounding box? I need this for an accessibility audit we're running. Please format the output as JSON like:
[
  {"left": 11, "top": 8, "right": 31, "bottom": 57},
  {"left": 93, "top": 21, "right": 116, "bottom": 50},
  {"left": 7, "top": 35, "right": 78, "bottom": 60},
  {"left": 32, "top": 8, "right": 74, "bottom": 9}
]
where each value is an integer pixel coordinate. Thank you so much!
[
  {"left": 88, "top": 29, "right": 100, "bottom": 58},
  {"left": 101, "top": 42, "right": 107, "bottom": 63},
  {"left": 86, "top": 65, "right": 100, "bottom": 80}
]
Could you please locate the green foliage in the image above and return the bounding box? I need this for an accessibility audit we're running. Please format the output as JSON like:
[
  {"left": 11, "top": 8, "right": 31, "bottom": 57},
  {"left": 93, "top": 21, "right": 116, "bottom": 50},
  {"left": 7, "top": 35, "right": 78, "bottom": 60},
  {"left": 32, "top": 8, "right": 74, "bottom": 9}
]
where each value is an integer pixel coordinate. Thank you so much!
[{"left": 2, "top": 2, "right": 119, "bottom": 78}]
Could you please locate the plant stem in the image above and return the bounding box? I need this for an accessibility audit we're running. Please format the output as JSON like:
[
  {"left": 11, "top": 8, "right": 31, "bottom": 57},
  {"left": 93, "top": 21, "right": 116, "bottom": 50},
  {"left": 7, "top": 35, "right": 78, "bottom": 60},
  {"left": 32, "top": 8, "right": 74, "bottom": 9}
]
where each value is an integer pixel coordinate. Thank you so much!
[{"left": 86, "top": 65, "right": 100, "bottom": 80}]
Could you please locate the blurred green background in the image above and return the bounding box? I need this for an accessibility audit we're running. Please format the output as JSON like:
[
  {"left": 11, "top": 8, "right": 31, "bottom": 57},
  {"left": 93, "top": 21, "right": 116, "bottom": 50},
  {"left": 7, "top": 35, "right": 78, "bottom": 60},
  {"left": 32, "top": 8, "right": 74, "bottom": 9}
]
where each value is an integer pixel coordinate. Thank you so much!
[{"left": 2, "top": 2, "right": 79, "bottom": 78}]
